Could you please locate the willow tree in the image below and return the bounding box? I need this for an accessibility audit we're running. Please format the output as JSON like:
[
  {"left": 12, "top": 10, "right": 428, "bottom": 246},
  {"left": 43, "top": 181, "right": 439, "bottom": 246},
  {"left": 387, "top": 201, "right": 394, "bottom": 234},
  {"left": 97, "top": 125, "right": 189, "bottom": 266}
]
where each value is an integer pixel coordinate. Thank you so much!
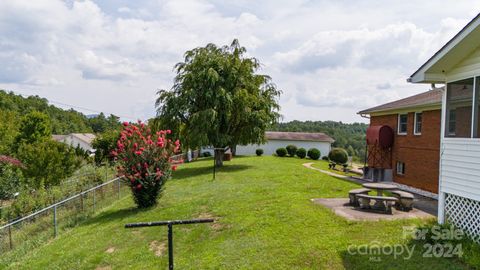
[{"left": 155, "top": 39, "right": 281, "bottom": 166}]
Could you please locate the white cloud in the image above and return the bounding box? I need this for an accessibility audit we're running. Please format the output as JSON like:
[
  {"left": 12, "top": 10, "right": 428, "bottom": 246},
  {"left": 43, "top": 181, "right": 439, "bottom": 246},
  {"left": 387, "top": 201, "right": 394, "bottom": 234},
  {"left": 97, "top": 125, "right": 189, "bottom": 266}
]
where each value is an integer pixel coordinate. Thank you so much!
[
  {"left": 0, "top": 0, "right": 478, "bottom": 123},
  {"left": 76, "top": 50, "right": 141, "bottom": 80}
]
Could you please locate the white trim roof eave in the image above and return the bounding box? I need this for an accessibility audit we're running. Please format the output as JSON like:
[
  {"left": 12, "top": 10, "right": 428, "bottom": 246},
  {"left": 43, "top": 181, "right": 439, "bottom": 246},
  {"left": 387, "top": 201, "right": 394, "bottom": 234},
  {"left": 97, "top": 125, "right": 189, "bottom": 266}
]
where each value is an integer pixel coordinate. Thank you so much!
[{"left": 408, "top": 13, "right": 480, "bottom": 84}]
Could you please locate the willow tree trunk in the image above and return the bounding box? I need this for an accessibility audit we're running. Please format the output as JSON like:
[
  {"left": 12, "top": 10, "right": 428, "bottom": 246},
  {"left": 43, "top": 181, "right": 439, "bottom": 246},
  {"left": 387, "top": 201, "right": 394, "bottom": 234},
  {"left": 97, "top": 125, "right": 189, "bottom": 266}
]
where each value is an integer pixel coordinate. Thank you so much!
[
  {"left": 214, "top": 148, "right": 225, "bottom": 167},
  {"left": 230, "top": 145, "right": 237, "bottom": 156}
]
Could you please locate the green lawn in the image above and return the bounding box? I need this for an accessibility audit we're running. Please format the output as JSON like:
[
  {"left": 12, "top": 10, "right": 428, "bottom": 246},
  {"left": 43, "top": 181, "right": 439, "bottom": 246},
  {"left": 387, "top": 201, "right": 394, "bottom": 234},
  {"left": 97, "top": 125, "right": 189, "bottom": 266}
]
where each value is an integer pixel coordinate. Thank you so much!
[{"left": 1, "top": 156, "right": 469, "bottom": 269}]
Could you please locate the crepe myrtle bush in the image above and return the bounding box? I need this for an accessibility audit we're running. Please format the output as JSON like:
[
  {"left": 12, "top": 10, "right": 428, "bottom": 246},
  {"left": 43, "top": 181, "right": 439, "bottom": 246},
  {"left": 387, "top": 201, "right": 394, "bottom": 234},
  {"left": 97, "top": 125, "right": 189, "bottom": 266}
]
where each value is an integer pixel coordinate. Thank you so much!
[
  {"left": 276, "top": 147, "right": 287, "bottom": 157},
  {"left": 112, "top": 121, "right": 182, "bottom": 208},
  {"left": 296, "top": 148, "right": 307, "bottom": 159},
  {"left": 256, "top": 149, "right": 264, "bottom": 156},
  {"left": 285, "top": 145, "right": 298, "bottom": 157}
]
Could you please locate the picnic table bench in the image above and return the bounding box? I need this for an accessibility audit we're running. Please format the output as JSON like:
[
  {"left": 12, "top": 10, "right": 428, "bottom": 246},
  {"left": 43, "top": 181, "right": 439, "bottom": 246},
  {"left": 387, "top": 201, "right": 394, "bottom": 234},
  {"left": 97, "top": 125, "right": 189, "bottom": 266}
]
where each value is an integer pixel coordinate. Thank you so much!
[
  {"left": 356, "top": 194, "right": 398, "bottom": 214},
  {"left": 391, "top": 190, "right": 414, "bottom": 211},
  {"left": 348, "top": 188, "right": 371, "bottom": 206}
]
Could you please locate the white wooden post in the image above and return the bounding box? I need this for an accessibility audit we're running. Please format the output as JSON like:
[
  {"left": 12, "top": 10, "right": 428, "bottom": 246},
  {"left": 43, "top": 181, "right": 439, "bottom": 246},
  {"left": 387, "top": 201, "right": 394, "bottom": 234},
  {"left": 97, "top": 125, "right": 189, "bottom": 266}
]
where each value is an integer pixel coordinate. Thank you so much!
[
  {"left": 437, "top": 192, "right": 446, "bottom": 224},
  {"left": 438, "top": 87, "right": 447, "bottom": 225}
]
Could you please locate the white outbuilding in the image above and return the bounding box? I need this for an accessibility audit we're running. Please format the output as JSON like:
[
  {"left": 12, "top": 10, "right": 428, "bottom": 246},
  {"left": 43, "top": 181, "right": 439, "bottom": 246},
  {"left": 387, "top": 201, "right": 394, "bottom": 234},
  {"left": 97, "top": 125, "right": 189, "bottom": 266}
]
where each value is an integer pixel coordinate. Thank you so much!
[
  {"left": 235, "top": 131, "right": 334, "bottom": 157},
  {"left": 52, "top": 133, "right": 96, "bottom": 153}
]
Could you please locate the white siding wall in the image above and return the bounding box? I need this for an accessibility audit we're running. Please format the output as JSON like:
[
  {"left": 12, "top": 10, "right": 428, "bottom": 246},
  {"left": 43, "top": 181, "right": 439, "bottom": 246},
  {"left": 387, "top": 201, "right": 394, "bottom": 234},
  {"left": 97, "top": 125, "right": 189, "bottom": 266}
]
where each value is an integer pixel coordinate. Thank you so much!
[
  {"left": 446, "top": 48, "right": 480, "bottom": 82},
  {"left": 439, "top": 54, "right": 480, "bottom": 234},
  {"left": 441, "top": 138, "right": 480, "bottom": 202},
  {"left": 62, "top": 136, "right": 93, "bottom": 152},
  {"left": 236, "top": 140, "right": 332, "bottom": 157}
]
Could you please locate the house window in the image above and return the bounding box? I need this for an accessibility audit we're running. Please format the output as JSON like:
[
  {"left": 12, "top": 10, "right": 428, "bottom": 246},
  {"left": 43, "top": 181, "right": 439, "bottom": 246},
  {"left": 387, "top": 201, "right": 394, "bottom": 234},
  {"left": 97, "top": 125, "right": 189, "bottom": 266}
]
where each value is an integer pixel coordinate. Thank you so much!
[
  {"left": 398, "top": 114, "right": 408, "bottom": 134},
  {"left": 445, "top": 78, "right": 473, "bottom": 138},
  {"left": 414, "top": 112, "right": 422, "bottom": 135},
  {"left": 396, "top": 161, "right": 405, "bottom": 175},
  {"left": 448, "top": 109, "right": 456, "bottom": 136}
]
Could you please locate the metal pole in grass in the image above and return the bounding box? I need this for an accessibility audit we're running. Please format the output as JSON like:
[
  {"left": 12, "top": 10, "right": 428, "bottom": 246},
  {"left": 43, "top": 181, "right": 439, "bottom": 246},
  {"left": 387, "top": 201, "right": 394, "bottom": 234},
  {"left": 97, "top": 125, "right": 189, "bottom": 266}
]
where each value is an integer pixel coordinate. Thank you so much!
[
  {"left": 53, "top": 205, "right": 57, "bottom": 237},
  {"left": 93, "top": 189, "right": 96, "bottom": 212},
  {"left": 8, "top": 225, "right": 12, "bottom": 250},
  {"left": 213, "top": 151, "right": 216, "bottom": 180},
  {"left": 211, "top": 147, "right": 228, "bottom": 180},
  {"left": 125, "top": 218, "right": 214, "bottom": 270},
  {"left": 80, "top": 192, "right": 84, "bottom": 212},
  {"left": 117, "top": 178, "right": 121, "bottom": 199}
]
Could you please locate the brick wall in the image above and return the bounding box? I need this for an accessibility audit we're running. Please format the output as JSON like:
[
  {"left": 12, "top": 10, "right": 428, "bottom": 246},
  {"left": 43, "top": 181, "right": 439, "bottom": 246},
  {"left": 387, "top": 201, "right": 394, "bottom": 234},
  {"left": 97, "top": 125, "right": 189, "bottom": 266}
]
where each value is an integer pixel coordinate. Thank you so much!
[{"left": 369, "top": 110, "right": 440, "bottom": 193}]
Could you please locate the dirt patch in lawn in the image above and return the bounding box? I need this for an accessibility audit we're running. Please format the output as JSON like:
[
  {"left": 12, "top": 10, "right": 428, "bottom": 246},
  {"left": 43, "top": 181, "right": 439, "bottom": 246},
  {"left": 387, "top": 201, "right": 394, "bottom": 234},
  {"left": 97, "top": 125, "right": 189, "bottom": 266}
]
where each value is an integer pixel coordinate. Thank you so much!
[
  {"left": 95, "top": 266, "right": 112, "bottom": 270},
  {"left": 197, "top": 212, "right": 225, "bottom": 231},
  {"left": 105, "top": 247, "right": 115, "bottom": 254},
  {"left": 150, "top": 240, "right": 167, "bottom": 257}
]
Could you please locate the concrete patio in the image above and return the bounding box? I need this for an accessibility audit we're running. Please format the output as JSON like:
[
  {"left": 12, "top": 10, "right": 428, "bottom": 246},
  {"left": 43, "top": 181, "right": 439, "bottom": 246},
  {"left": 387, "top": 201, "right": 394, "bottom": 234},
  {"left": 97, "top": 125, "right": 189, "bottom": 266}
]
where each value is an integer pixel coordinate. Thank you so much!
[{"left": 311, "top": 198, "right": 435, "bottom": 221}]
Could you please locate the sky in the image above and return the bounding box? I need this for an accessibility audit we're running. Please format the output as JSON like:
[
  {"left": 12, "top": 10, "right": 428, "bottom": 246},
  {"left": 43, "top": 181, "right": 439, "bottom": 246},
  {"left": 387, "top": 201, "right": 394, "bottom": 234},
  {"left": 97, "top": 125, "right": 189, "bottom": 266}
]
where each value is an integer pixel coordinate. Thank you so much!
[{"left": 0, "top": 1, "right": 479, "bottom": 123}]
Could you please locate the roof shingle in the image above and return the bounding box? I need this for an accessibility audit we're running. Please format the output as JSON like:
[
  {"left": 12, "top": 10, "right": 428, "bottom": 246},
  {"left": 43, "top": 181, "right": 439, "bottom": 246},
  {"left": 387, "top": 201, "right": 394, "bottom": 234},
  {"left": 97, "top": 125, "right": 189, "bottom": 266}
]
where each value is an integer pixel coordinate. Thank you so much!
[
  {"left": 358, "top": 88, "right": 443, "bottom": 115},
  {"left": 266, "top": 131, "right": 334, "bottom": 143}
]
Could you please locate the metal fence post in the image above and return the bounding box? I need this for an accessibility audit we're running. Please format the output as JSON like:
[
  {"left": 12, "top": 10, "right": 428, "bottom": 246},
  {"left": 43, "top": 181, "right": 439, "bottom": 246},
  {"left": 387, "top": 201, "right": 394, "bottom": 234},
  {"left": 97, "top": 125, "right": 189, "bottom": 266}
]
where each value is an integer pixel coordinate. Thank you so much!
[
  {"left": 168, "top": 223, "right": 173, "bottom": 270},
  {"left": 80, "top": 193, "right": 84, "bottom": 212},
  {"left": 53, "top": 205, "right": 57, "bottom": 237},
  {"left": 117, "top": 179, "right": 121, "bottom": 199},
  {"left": 93, "top": 189, "right": 96, "bottom": 212},
  {"left": 8, "top": 225, "right": 12, "bottom": 250}
]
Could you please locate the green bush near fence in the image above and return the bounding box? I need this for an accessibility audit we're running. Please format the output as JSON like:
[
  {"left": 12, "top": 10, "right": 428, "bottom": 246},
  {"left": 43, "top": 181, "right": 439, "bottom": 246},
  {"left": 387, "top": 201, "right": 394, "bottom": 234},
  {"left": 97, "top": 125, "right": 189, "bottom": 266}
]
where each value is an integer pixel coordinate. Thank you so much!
[{"left": 4, "top": 165, "right": 114, "bottom": 221}]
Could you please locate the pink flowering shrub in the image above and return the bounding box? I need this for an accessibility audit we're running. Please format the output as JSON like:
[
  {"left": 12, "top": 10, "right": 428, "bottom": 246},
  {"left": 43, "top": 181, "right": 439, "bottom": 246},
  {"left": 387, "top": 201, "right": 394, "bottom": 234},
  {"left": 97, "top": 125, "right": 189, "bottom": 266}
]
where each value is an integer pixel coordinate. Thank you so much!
[
  {"left": 0, "top": 155, "right": 25, "bottom": 168},
  {"left": 113, "top": 121, "right": 182, "bottom": 208}
]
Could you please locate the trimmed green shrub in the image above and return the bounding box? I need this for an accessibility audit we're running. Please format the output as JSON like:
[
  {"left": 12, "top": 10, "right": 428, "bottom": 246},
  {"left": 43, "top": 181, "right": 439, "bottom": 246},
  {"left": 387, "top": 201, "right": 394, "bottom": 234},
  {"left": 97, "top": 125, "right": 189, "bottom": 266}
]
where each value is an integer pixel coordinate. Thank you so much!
[
  {"left": 307, "top": 148, "right": 321, "bottom": 160},
  {"left": 276, "top": 148, "right": 287, "bottom": 157},
  {"left": 256, "top": 149, "right": 264, "bottom": 156},
  {"left": 202, "top": 151, "right": 212, "bottom": 157},
  {"left": 328, "top": 148, "right": 348, "bottom": 164},
  {"left": 286, "top": 145, "right": 298, "bottom": 157},
  {"left": 296, "top": 148, "right": 307, "bottom": 158},
  {"left": 322, "top": 156, "right": 329, "bottom": 161}
]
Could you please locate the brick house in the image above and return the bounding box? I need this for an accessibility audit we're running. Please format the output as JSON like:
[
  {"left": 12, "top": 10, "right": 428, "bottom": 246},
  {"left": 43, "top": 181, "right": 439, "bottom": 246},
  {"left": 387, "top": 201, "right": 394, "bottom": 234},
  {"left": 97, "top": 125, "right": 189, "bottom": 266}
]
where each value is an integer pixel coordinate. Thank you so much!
[{"left": 358, "top": 88, "right": 443, "bottom": 194}]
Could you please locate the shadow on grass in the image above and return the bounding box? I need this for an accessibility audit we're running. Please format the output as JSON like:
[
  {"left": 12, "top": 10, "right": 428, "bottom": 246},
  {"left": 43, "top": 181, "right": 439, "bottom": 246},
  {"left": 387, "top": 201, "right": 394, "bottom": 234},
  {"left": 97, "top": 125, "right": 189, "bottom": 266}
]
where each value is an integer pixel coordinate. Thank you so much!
[
  {"left": 173, "top": 163, "right": 253, "bottom": 180},
  {"left": 81, "top": 206, "right": 143, "bottom": 226}
]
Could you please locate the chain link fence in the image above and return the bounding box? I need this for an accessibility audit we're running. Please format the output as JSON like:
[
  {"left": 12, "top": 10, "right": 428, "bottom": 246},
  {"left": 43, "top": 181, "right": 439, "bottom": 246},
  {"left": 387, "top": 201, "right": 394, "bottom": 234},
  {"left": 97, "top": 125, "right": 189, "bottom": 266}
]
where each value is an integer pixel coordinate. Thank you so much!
[{"left": 0, "top": 177, "right": 129, "bottom": 255}]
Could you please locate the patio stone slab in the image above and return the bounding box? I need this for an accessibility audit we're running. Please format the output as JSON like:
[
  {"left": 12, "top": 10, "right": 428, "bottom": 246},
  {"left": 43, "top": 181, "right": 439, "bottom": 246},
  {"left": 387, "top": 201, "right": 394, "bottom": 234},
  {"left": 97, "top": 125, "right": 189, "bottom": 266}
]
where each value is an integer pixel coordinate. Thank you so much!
[{"left": 311, "top": 198, "right": 435, "bottom": 221}]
